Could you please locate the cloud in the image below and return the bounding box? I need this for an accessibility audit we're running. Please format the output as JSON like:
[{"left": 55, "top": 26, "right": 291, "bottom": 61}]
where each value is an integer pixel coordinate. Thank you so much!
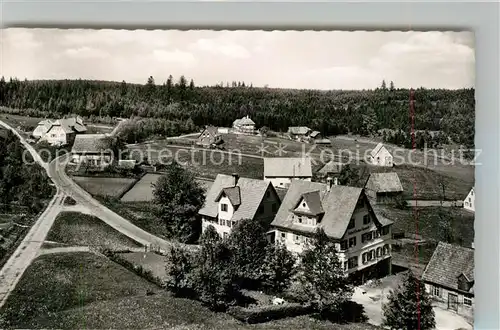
[
  {"left": 64, "top": 46, "right": 110, "bottom": 59},
  {"left": 190, "top": 38, "right": 251, "bottom": 59},
  {"left": 1, "top": 29, "right": 42, "bottom": 50},
  {"left": 61, "top": 29, "right": 171, "bottom": 48},
  {"left": 151, "top": 49, "right": 197, "bottom": 67}
]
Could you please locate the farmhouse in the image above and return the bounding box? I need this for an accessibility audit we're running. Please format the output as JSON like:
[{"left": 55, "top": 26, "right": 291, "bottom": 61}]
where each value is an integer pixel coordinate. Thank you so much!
[
  {"left": 422, "top": 242, "right": 474, "bottom": 318},
  {"left": 463, "top": 187, "right": 475, "bottom": 212},
  {"left": 368, "top": 143, "right": 393, "bottom": 167},
  {"left": 232, "top": 115, "right": 256, "bottom": 134},
  {"left": 270, "top": 179, "right": 393, "bottom": 283},
  {"left": 36, "top": 116, "right": 87, "bottom": 146},
  {"left": 264, "top": 157, "right": 313, "bottom": 188},
  {"left": 198, "top": 173, "right": 281, "bottom": 239},
  {"left": 317, "top": 160, "right": 344, "bottom": 184},
  {"left": 196, "top": 126, "right": 223, "bottom": 147},
  {"left": 287, "top": 126, "right": 311, "bottom": 141},
  {"left": 71, "top": 134, "right": 114, "bottom": 169},
  {"left": 364, "top": 172, "right": 404, "bottom": 205}
]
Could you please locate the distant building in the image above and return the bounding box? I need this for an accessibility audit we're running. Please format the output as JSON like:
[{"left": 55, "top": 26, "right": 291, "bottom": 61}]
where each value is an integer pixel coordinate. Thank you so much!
[
  {"left": 264, "top": 157, "right": 313, "bottom": 189},
  {"left": 422, "top": 242, "right": 474, "bottom": 318},
  {"left": 196, "top": 126, "right": 223, "bottom": 147},
  {"left": 232, "top": 115, "right": 256, "bottom": 134},
  {"left": 71, "top": 134, "right": 114, "bottom": 169},
  {"left": 308, "top": 131, "right": 330, "bottom": 144},
  {"left": 35, "top": 116, "right": 87, "bottom": 146},
  {"left": 364, "top": 172, "right": 404, "bottom": 205},
  {"left": 463, "top": 187, "right": 475, "bottom": 212},
  {"left": 270, "top": 179, "right": 393, "bottom": 283},
  {"left": 317, "top": 160, "right": 344, "bottom": 183},
  {"left": 117, "top": 159, "right": 138, "bottom": 170},
  {"left": 287, "top": 126, "right": 311, "bottom": 141},
  {"left": 198, "top": 174, "right": 281, "bottom": 239},
  {"left": 368, "top": 143, "right": 393, "bottom": 167}
]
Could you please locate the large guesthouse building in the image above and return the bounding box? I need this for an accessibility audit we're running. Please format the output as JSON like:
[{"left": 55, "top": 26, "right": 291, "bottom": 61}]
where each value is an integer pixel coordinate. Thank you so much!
[{"left": 270, "top": 179, "right": 393, "bottom": 283}]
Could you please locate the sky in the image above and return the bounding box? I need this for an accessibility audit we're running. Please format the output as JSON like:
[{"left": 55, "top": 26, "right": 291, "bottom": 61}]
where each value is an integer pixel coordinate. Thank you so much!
[{"left": 0, "top": 28, "right": 475, "bottom": 90}]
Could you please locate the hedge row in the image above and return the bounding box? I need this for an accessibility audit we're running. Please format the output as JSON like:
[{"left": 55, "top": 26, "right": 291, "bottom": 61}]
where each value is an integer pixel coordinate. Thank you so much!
[{"left": 227, "top": 303, "right": 313, "bottom": 324}]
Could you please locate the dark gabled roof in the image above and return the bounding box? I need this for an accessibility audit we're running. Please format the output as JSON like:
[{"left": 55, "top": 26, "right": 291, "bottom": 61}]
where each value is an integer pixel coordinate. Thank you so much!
[
  {"left": 264, "top": 157, "right": 313, "bottom": 178},
  {"left": 46, "top": 116, "right": 87, "bottom": 134},
  {"left": 422, "top": 242, "right": 475, "bottom": 294},
  {"left": 199, "top": 174, "right": 271, "bottom": 221},
  {"left": 318, "top": 160, "right": 344, "bottom": 175},
  {"left": 294, "top": 190, "right": 324, "bottom": 216},
  {"left": 271, "top": 180, "right": 380, "bottom": 239},
  {"left": 365, "top": 172, "right": 403, "bottom": 193},
  {"left": 216, "top": 186, "right": 241, "bottom": 206},
  {"left": 199, "top": 126, "right": 219, "bottom": 138},
  {"left": 71, "top": 134, "right": 114, "bottom": 154}
]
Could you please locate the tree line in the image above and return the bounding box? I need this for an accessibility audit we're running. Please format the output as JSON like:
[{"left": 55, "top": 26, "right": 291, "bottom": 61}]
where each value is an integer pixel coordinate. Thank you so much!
[
  {"left": 0, "top": 77, "right": 475, "bottom": 148},
  {"left": 0, "top": 131, "right": 53, "bottom": 213}
]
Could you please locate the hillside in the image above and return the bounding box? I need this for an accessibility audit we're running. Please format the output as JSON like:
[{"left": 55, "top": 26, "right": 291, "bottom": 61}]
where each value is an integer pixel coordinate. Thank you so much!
[{"left": 0, "top": 77, "right": 475, "bottom": 147}]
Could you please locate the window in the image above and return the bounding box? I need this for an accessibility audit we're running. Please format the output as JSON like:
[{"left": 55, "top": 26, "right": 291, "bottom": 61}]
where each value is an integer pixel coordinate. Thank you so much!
[
  {"left": 383, "top": 244, "right": 390, "bottom": 255},
  {"left": 272, "top": 203, "right": 277, "bottom": 212},
  {"left": 348, "top": 237, "right": 356, "bottom": 248},
  {"left": 280, "top": 182, "right": 284, "bottom": 186},
  {"left": 463, "top": 297, "right": 472, "bottom": 306},
  {"left": 340, "top": 240, "right": 348, "bottom": 251},
  {"left": 362, "top": 232, "right": 373, "bottom": 243},
  {"left": 302, "top": 202, "right": 306, "bottom": 207},
  {"left": 376, "top": 247, "right": 382, "bottom": 257},
  {"left": 223, "top": 232, "right": 228, "bottom": 239},
  {"left": 298, "top": 216, "right": 303, "bottom": 224},
  {"left": 281, "top": 232, "right": 286, "bottom": 239},
  {"left": 294, "top": 234, "right": 302, "bottom": 244},
  {"left": 373, "top": 230, "right": 381, "bottom": 239},
  {"left": 221, "top": 204, "right": 228, "bottom": 212},
  {"left": 348, "top": 257, "right": 358, "bottom": 269},
  {"left": 468, "top": 197, "right": 471, "bottom": 202},
  {"left": 432, "top": 286, "right": 441, "bottom": 297},
  {"left": 347, "top": 218, "right": 355, "bottom": 229},
  {"left": 343, "top": 261, "right": 348, "bottom": 271},
  {"left": 258, "top": 205, "right": 264, "bottom": 214},
  {"left": 228, "top": 220, "right": 232, "bottom": 228},
  {"left": 363, "top": 214, "right": 371, "bottom": 225},
  {"left": 381, "top": 226, "right": 390, "bottom": 236}
]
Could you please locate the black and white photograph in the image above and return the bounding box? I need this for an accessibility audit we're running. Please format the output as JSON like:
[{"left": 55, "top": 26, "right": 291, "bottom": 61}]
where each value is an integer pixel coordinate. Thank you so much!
[{"left": 0, "top": 28, "right": 475, "bottom": 330}]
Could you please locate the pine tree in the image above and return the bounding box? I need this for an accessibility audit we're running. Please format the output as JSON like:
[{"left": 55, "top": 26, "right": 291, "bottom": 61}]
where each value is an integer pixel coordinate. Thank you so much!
[
  {"left": 381, "top": 80, "right": 387, "bottom": 90},
  {"left": 390, "top": 80, "right": 395, "bottom": 91},
  {"left": 382, "top": 271, "right": 436, "bottom": 330}
]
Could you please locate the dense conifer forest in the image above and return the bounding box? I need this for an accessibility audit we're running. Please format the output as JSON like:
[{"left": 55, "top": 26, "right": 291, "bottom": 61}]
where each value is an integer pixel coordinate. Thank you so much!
[{"left": 0, "top": 76, "right": 475, "bottom": 147}]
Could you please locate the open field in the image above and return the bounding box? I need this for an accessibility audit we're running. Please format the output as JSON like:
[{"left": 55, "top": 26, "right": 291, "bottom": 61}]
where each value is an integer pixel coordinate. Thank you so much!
[
  {"left": 374, "top": 205, "right": 475, "bottom": 248},
  {"left": 45, "top": 212, "right": 142, "bottom": 250},
  {"left": 121, "top": 173, "right": 213, "bottom": 202},
  {"left": 120, "top": 251, "right": 168, "bottom": 280},
  {"left": 0, "top": 252, "right": 379, "bottom": 329},
  {"left": 72, "top": 176, "right": 137, "bottom": 198}
]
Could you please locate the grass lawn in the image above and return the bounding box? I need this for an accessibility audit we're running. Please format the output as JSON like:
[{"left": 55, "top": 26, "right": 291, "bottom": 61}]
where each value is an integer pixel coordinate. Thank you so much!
[
  {"left": 0, "top": 113, "right": 44, "bottom": 130},
  {"left": 72, "top": 175, "right": 137, "bottom": 199},
  {"left": 122, "top": 173, "right": 213, "bottom": 202},
  {"left": 120, "top": 251, "right": 168, "bottom": 280},
  {"left": 0, "top": 252, "right": 379, "bottom": 330},
  {"left": 45, "top": 212, "right": 142, "bottom": 250},
  {"left": 374, "top": 205, "right": 474, "bottom": 247}
]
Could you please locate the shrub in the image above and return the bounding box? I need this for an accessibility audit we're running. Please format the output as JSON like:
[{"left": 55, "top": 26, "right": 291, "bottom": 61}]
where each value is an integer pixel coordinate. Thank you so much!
[{"left": 63, "top": 196, "right": 77, "bottom": 206}]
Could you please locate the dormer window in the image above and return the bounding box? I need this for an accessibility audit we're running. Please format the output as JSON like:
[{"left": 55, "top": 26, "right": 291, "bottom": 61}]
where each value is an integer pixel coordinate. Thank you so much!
[
  {"left": 302, "top": 202, "right": 306, "bottom": 207},
  {"left": 221, "top": 203, "right": 228, "bottom": 212},
  {"left": 363, "top": 214, "right": 370, "bottom": 225}
]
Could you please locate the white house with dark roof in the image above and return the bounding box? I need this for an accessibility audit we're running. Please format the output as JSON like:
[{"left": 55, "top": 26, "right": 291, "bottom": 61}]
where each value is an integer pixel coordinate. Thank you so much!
[
  {"left": 198, "top": 173, "right": 281, "bottom": 239},
  {"left": 232, "top": 115, "right": 256, "bottom": 134},
  {"left": 35, "top": 116, "right": 87, "bottom": 146},
  {"left": 463, "top": 187, "right": 475, "bottom": 212},
  {"left": 422, "top": 242, "right": 474, "bottom": 318},
  {"left": 71, "top": 134, "right": 114, "bottom": 169},
  {"left": 264, "top": 157, "right": 313, "bottom": 189},
  {"left": 196, "top": 126, "right": 223, "bottom": 147},
  {"left": 364, "top": 172, "right": 404, "bottom": 204},
  {"left": 368, "top": 143, "right": 393, "bottom": 167},
  {"left": 270, "top": 179, "right": 393, "bottom": 283}
]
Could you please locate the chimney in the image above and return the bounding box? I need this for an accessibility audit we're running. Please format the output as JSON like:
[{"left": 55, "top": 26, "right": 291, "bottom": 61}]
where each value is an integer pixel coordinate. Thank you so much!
[
  {"left": 326, "top": 177, "right": 333, "bottom": 192},
  {"left": 232, "top": 173, "right": 239, "bottom": 186}
]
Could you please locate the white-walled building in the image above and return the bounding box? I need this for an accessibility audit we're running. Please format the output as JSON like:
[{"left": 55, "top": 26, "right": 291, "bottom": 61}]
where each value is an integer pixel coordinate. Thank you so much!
[
  {"left": 35, "top": 116, "right": 87, "bottom": 146},
  {"left": 463, "top": 187, "right": 475, "bottom": 212},
  {"left": 264, "top": 157, "right": 313, "bottom": 189},
  {"left": 270, "top": 179, "right": 393, "bottom": 283},
  {"left": 368, "top": 143, "right": 393, "bottom": 167},
  {"left": 71, "top": 134, "right": 114, "bottom": 169},
  {"left": 232, "top": 115, "right": 256, "bottom": 134},
  {"left": 198, "top": 174, "right": 281, "bottom": 239}
]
